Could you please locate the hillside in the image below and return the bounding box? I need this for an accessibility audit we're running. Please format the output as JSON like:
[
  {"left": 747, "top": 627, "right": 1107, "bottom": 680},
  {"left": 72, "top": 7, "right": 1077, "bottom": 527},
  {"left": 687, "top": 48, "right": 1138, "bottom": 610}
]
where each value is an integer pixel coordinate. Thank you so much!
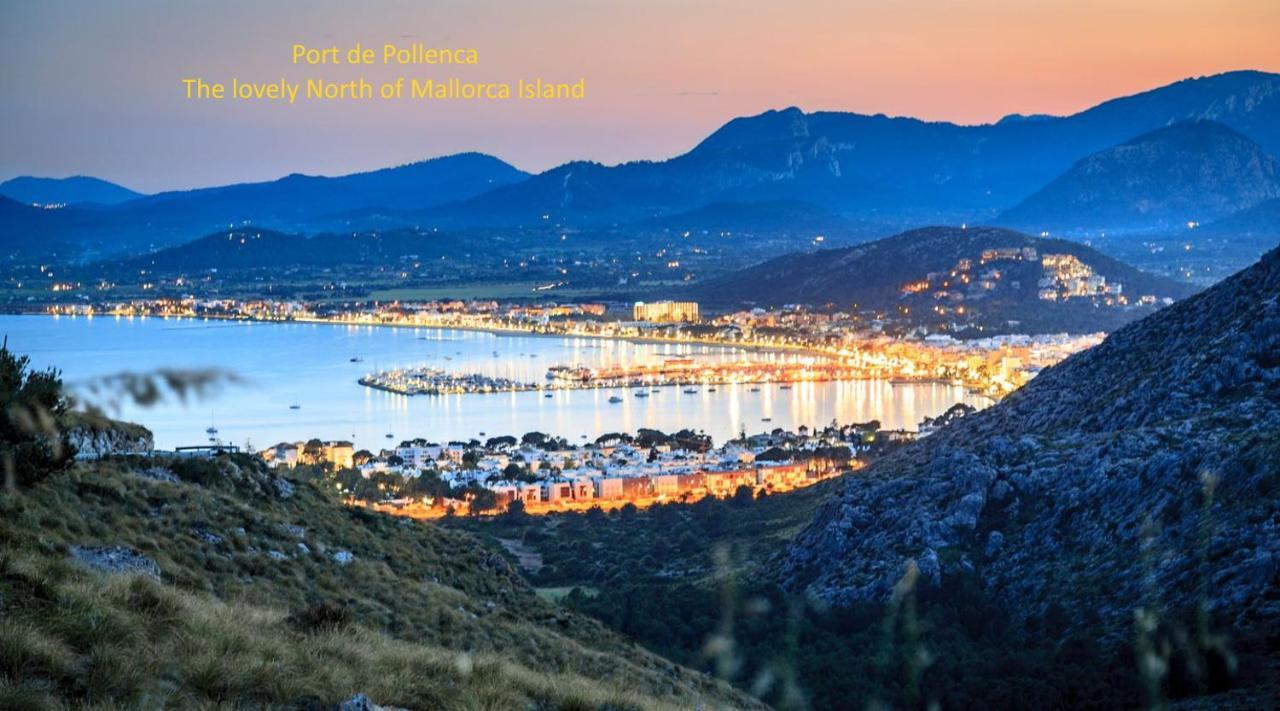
[
  {"left": 997, "top": 121, "right": 1280, "bottom": 234},
  {"left": 1198, "top": 197, "right": 1280, "bottom": 242},
  {"left": 697, "top": 226, "right": 1198, "bottom": 334},
  {"left": 633, "top": 199, "right": 876, "bottom": 238},
  {"left": 425, "top": 71, "right": 1280, "bottom": 228},
  {"left": 0, "top": 176, "right": 144, "bottom": 206},
  {"left": 0, "top": 447, "right": 756, "bottom": 708},
  {"left": 775, "top": 245, "right": 1280, "bottom": 667}
]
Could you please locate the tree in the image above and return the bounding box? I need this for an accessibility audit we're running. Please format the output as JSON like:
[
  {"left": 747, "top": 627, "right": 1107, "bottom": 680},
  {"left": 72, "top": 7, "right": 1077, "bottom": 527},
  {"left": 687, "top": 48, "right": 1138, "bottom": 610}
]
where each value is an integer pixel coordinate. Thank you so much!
[
  {"left": 731, "top": 484, "right": 756, "bottom": 507},
  {"left": 486, "top": 435, "right": 517, "bottom": 450},
  {"left": 302, "top": 438, "right": 325, "bottom": 465},
  {"left": 504, "top": 498, "right": 527, "bottom": 521},
  {"left": 2, "top": 344, "right": 74, "bottom": 489},
  {"left": 468, "top": 487, "right": 498, "bottom": 516},
  {"left": 502, "top": 462, "right": 525, "bottom": 480},
  {"left": 521, "top": 431, "right": 548, "bottom": 447}
]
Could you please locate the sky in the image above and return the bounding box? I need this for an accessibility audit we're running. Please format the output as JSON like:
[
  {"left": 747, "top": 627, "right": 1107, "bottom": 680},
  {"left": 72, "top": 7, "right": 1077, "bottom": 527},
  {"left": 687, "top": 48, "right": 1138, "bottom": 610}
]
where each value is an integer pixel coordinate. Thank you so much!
[{"left": 2, "top": 0, "right": 1278, "bottom": 193}]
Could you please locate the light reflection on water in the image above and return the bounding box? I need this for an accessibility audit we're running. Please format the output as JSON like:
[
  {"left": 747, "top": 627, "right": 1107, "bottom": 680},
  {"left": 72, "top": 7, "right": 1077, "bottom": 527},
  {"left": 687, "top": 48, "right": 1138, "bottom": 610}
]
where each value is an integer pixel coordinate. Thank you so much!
[{"left": 3, "top": 315, "right": 991, "bottom": 450}]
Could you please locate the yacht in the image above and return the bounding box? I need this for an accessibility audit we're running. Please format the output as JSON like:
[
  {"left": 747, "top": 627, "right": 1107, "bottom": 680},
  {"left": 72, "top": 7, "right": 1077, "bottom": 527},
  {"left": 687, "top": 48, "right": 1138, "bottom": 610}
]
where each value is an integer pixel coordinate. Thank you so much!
[{"left": 608, "top": 395, "right": 624, "bottom": 403}]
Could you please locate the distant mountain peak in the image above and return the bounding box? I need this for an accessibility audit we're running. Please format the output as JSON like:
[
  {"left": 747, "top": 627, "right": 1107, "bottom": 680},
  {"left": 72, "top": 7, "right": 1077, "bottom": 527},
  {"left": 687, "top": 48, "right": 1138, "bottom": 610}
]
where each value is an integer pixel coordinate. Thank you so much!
[
  {"left": 997, "top": 118, "right": 1280, "bottom": 234},
  {"left": 0, "top": 175, "right": 144, "bottom": 206}
]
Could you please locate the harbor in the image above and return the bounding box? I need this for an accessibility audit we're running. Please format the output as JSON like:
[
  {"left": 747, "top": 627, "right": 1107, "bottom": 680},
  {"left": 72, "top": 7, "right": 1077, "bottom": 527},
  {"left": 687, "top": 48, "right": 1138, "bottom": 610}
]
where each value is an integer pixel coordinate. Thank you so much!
[{"left": 355, "top": 357, "right": 966, "bottom": 397}]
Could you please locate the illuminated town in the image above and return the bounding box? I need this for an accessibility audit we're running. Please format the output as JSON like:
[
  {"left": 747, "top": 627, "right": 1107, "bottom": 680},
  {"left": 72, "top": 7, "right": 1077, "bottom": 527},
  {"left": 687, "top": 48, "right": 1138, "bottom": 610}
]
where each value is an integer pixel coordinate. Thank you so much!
[
  {"left": 46, "top": 297, "right": 1104, "bottom": 398},
  {"left": 253, "top": 415, "right": 946, "bottom": 518}
]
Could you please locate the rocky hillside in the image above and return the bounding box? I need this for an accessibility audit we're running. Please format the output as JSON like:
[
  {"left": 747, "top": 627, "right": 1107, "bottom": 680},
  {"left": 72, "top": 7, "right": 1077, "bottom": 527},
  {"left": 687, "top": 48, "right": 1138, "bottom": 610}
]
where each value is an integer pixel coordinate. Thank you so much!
[
  {"left": 997, "top": 120, "right": 1280, "bottom": 234},
  {"left": 775, "top": 244, "right": 1280, "bottom": 647},
  {"left": 698, "top": 226, "right": 1197, "bottom": 334},
  {"left": 0, "top": 451, "right": 756, "bottom": 709}
]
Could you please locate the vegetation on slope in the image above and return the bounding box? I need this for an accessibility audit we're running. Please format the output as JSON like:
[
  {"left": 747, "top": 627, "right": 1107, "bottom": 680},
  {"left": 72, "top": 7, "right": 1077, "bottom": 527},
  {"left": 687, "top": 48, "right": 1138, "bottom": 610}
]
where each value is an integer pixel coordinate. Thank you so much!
[
  {"left": 698, "top": 226, "right": 1196, "bottom": 334},
  {"left": 0, "top": 454, "right": 758, "bottom": 709},
  {"left": 0, "top": 345, "right": 755, "bottom": 709}
]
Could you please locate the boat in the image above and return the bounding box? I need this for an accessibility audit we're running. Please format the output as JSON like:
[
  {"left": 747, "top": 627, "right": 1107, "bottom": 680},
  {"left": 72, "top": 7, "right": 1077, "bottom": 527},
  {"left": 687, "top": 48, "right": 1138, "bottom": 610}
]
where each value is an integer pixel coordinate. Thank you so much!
[
  {"left": 779, "top": 384, "right": 793, "bottom": 390},
  {"left": 683, "top": 388, "right": 698, "bottom": 394},
  {"left": 650, "top": 388, "right": 660, "bottom": 393},
  {"left": 608, "top": 395, "right": 624, "bottom": 403},
  {"left": 350, "top": 356, "right": 363, "bottom": 363},
  {"left": 749, "top": 387, "right": 761, "bottom": 392},
  {"left": 385, "top": 433, "right": 394, "bottom": 439},
  {"left": 762, "top": 417, "right": 772, "bottom": 422},
  {"left": 707, "top": 387, "right": 718, "bottom": 392},
  {"left": 634, "top": 391, "right": 648, "bottom": 398},
  {"left": 544, "top": 392, "right": 554, "bottom": 398}
]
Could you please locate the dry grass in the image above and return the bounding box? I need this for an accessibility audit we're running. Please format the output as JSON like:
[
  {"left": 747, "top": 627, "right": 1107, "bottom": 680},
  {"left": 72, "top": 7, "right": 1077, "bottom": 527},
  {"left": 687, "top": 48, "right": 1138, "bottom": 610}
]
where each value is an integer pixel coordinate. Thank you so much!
[
  {"left": 0, "top": 459, "right": 760, "bottom": 710},
  {"left": 0, "top": 551, "right": 711, "bottom": 709}
]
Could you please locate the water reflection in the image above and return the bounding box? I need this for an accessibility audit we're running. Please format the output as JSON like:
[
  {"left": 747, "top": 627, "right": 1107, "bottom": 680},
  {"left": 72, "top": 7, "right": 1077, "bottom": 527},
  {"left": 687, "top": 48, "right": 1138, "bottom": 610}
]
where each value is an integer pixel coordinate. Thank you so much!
[{"left": 5, "top": 315, "right": 991, "bottom": 450}]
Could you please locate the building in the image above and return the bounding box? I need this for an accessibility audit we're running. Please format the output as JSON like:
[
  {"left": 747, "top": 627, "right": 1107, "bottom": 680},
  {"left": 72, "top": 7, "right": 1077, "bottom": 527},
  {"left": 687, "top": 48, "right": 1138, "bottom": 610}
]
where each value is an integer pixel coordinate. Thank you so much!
[
  {"left": 324, "top": 441, "right": 355, "bottom": 469},
  {"left": 633, "top": 300, "right": 700, "bottom": 323}
]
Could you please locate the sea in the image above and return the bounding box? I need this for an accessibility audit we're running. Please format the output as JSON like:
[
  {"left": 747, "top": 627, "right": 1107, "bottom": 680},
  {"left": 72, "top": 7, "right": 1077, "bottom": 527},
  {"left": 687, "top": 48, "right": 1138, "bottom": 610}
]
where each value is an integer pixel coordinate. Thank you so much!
[{"left": 1, "top": 314, "right": 990, "bottom": 451}]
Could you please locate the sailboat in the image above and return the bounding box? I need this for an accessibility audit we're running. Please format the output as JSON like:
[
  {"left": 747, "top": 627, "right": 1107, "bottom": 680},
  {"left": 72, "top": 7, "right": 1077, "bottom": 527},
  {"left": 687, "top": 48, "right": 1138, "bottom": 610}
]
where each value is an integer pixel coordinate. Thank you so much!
[{"left": 289, "top": 394, "right": 301, "bottom": 410}]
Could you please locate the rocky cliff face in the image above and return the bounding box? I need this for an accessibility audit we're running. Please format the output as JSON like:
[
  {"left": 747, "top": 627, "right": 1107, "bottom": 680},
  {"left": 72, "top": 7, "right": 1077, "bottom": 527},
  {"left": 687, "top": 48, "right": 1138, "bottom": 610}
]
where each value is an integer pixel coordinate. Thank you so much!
[
  {"left": 775, "top": 245, "right": 1280, "bottom": 638},
  {"left": 68, "top": 419, "right": 154, "bottom": 459}
]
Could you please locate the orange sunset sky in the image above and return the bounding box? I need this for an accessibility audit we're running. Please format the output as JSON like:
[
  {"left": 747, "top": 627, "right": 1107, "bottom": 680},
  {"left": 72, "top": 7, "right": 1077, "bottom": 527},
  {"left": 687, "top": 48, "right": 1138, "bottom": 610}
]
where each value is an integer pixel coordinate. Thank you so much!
[{"left": 2, "top": 0, "right": 1278, "bottom": 191}]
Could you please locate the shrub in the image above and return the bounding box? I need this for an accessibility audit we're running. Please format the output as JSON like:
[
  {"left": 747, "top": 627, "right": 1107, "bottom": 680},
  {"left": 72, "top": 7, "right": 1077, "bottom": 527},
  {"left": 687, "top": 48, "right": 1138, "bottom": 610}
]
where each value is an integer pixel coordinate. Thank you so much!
[{"left": 1, "top": 344, "right": 74, "bottom": 489}]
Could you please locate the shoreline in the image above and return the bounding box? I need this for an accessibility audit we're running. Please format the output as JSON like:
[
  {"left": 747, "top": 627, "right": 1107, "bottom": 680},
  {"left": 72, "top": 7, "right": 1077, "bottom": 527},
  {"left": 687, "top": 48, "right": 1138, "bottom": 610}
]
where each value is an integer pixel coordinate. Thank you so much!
[{"left": 26, "top": 310, "right": 841, "bottom": 361}]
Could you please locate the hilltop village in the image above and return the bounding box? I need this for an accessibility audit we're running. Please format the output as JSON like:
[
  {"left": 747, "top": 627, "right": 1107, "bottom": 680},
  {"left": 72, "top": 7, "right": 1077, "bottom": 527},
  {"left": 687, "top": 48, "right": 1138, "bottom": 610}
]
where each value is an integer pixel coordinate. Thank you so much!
[{"left": 253, "top": 412, "right": 970, "bottom": 518}]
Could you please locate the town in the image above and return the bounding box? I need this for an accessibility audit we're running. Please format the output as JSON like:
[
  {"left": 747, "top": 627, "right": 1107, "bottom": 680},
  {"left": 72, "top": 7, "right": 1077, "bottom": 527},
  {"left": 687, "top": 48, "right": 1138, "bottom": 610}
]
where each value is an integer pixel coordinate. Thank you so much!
[
  {"left": 252, "top": 410, "right": 969, "bottom": 518},
  {"left": 46, "top": 296, "right": 1104, "bottom": 398}
]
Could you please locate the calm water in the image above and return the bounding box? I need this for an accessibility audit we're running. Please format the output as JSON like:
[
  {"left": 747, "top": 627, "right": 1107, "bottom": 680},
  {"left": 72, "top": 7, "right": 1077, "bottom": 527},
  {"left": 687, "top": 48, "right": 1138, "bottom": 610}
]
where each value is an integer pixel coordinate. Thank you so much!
[{"left": 2, "top": 315, "right": 990, "bottom": 451}]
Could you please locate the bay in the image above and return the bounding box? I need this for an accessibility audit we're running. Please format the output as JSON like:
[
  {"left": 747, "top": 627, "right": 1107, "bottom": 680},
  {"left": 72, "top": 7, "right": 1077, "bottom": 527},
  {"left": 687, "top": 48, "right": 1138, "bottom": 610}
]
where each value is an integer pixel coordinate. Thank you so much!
[{"left": 1, "top": 315, "right": 990, "bottom": 451}]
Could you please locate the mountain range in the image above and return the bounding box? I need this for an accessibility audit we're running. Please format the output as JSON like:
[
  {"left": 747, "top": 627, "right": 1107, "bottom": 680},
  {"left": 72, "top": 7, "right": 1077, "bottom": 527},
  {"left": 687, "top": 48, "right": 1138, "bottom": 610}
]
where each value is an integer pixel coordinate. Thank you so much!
[
  {"left": 4, "top": 70, "right": 1280, "bottom": 260},
  {"left": 428, "top": 71, "right": 1280, "bottom": 229},
  {"left": 0, "top": 175, "right": 143, "bottom": 206},
  {"left": 698, "top": 226, "right": 1198, "bottom": 334},
  {"left": 0, "top": 153, "right": 527, "bottom": 256},
  {"left": 997, "top": 120, "right": 1280, "bottom": 234},
  {"left": 775, "top": 242, "right": 1280, "bottom": 656}
]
